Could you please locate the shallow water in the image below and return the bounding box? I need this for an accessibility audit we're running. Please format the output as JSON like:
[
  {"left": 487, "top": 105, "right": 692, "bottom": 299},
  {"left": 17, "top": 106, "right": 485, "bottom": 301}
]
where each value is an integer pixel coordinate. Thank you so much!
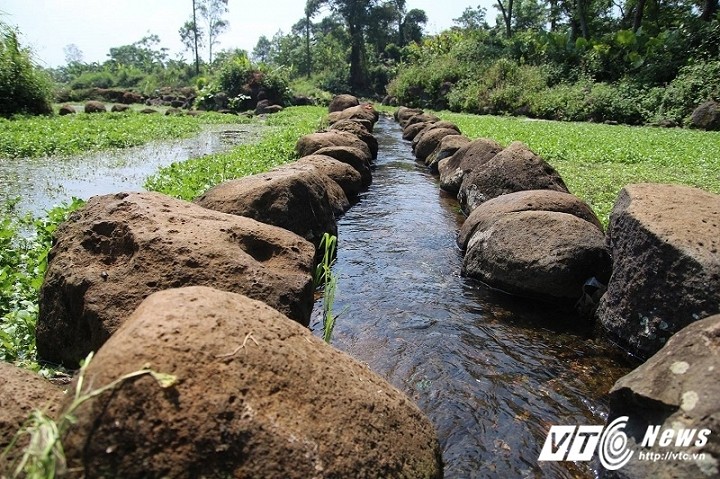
[
  {"left": 311, "top": 117, "right": 634, "bottom": 478},
  {"left": 0, "top": 124, "right": 266, "bottom": 216}
]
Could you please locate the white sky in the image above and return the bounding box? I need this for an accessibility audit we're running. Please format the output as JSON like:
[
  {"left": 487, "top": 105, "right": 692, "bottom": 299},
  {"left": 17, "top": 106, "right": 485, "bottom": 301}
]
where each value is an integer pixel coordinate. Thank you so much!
[{"left": 1, "top": 1, "right": 497, "bottom": 68}]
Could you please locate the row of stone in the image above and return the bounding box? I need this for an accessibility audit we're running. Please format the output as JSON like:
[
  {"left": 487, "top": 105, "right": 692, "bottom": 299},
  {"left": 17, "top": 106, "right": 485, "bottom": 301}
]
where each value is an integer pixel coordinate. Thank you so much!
[
  {"left": 395, "top": 106, "right": 720, "bottom": 478},
  {"left": 1, "top": 100, "right": 443, "bottom": 478}
]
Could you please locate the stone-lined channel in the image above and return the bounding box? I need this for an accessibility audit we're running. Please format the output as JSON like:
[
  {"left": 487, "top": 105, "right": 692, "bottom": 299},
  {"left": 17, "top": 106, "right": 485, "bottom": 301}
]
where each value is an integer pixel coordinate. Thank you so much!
[{"left": 311, "top": 116, "right": 634, "bottom": 478}]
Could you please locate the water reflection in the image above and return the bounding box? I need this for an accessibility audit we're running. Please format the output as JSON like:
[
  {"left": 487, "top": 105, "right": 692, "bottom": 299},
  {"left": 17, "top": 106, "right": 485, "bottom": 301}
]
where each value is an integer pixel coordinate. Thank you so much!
[{"left": 311, "top": 117, "right": 634, "bottom": 478}]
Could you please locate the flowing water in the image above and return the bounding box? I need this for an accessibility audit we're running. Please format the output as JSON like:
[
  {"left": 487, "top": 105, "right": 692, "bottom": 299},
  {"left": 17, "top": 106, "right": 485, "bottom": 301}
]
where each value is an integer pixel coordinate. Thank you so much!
[
  {"left": 0, "top": 124, "right": 266, "bottom": 217},
  {"left": 311, "top": 117, "right": 635, "bottom": 478}
]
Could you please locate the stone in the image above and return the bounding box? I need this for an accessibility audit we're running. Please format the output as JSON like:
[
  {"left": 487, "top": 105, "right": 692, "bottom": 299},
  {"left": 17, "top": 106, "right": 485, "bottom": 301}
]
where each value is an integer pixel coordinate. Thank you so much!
[
  {"left": 61, "top": 287, "right": 443, "bottom": 479},
  {"left": 597, "top": 183, "right": 720, "bottom": 360},
  {"left": 296, "top": 130, "right": 373, "bottom": 161},
  {"left": 121, "top": 91, "right": 143, "bottom": 104},
  {"left": 327, "top": 104, "right": 379, "bottom": 127},
  {"left": 462, "top": 210, "right": 611, "bottom": 304},
  {"left": 689, "top": 100, "right": 720, "bottom": 131},
  {"left": 457, "top": 141, "right": 569, "bottom": 214},
  {"left": 58, "top": 104, "right": 76, "bottom": 115},
  {"left": 415, "top": 129, "right": 461, "bottom": 163},
  {"left": 295, "top": 155, "right": 364, "bottom": 200},
  {"left": 395, "top": 106, "right": 423, "bottom": 124},
  {"left": 328, "top": 119, "right": 379, "bottom": 159},
  {"left": 110, "top": 104, "right": 130, "bottom": 113},
  {"left": 604, "top": 314, "right": 720, "bottom": 479},
  {"left": 328, "top": 94, "right": 360, "bottom": 112},
  {"left": 165, "top": 107, "right": 183, "bottom": 116},
  {"left": 403, "top": 113, "right": 440, "bottom": 128},
  {"left": 426, "top": 135, "right": 470, "bottom": 174},
  {"left": 410, "top": 122, "right": 461, "bottom": 152},
  {"left": 292, "top": 95, "right": 314, "bottom": 106},
  {"left": 37, "top": 192, "right": 315, "bottom": 368},
  {"left": 438, "top": 138, "right": 504, "bottom": 196},
  {"left": 195, "top": 168, "right": 339, "bottom": 248},
  {"left": 313, "top": 146, "right": 372, "bottom": 187},
  {"left": 0, "top": 363, "right": 63, "bottom": 473},
  {"left": 269, "top": 163, "right": 350, "bottom": 214},
  {"left": 457, "top": 190, "right": 603, "bottom": 251},
  {"left": 402, "top": 122, "right": 431, "bottom": 141},
  {"left": 139, "top": 108, "right": 158, "bottom": 114},
  {"left": 84, "top": 101, "right": 106, "bottom": 113}
]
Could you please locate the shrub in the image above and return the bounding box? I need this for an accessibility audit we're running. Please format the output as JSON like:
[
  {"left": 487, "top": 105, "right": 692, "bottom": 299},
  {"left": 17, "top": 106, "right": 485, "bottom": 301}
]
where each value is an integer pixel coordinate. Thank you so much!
[
  {"left": 654, "top": 60, "right": 720, "bottom": 124},
  {"left": 0, "top": 23, "right": 52, "bottom": 117}
]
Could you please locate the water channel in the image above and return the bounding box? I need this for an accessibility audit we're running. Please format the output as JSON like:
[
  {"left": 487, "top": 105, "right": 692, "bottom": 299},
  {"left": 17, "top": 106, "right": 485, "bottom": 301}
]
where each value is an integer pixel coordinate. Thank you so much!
[{"left": 310, "top": 117, "right": 635, "bottom": 478}]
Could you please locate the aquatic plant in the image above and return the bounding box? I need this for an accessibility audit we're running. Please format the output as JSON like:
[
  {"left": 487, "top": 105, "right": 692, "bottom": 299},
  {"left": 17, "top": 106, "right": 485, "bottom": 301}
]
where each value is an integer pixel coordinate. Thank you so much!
[{"left": 315, "top": 233, "right": 339, "bottom": 344}]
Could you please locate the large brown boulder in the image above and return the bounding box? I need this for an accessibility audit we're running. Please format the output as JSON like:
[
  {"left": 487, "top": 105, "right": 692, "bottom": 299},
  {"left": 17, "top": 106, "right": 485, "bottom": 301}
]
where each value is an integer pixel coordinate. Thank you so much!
[
  {"left": 410, "top": 122, "right": 461, "bottom": 153},
  {"left": 457, "top": 141, "right": 569, "bottom": 214},
  {"left": 328, "top": 93, "right": 359, "bottom": 112},
  {"left": 597, "top": 184, "right": 720, "bottom": 360},
  {"left": 395, "top": 106, "right": 423, "bottom": 124},
  {"left": 58, "top": 104, "right": 76, "bottom": 115},
  {"left": 121, "top": 91, "right": 143, "bottom": 104},
  {"left": 62, "top": 287, "right": 444, "bottom": 479},
  {"left": 402, "top": 122, "right": 431, "bottom": 141},
  {"left": 604, "top": 314, "right": 720, "bottom": 479},
  {"left": 295, "top": 130, "right": 373, "bottom": 161},
  {"left": 0, "top": 363, "right": 64, "bottom": 473},
  {"left": 457, "top": 190, "right": 603, "bottom": 251},
  {"left": 37, "top": 192, "right": 315, "bottom": 368},
  {"left": 426, "top": 135, "right": 470, "bottom": 174},
  {"left": 415, "top": 129, "right": 461, "bottom": 163},
  {"left": 84, "top": 101, "right": 106, "bottom": 113},
  {"left": 195, "top": 168, "right": 338, "bottom": 248},
  {"left": 438, "top": 138, "right": 503, "bottom": 196},
  {"left": 403, "top": 113, "right": 440, "bottom": 128},
  {"left": 313, "top": 146, "right": 372, "bottom": 187},
  {"left": 327, "top": 119, "right": 379, "bottom": 159},
  {"left": 270, "top": 163, "right": 349, "bottom": 214},
  {"left": 689, "top": 100, "right": 720, "bottom": 131},
  {"left": 327, "top": 104, "right": 379, "bottom": 128},
  {"left": 296, "top": 155, "right": 363, "bottom": 200},
  {"left": 462, "top": 211, "right": 611, "bottom": 305}
]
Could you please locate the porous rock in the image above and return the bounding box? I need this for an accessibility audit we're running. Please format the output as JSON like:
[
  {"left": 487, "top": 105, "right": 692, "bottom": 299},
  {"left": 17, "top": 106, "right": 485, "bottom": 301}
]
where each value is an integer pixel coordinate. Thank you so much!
[
  {"left": 457, "top": 190, "right": 603, "bottom": 251},
  {"left": 327, "top": 119, "right": 379, "bottom": 159},
  {"left": 462, "top": 210, "right": 611, "bottom": 304},
  {"left": 402, "top": 122, "right": 431, "bottom": 141},
  {"left": 269, "top": 162, "right": 350, "bottom": 214},
  {"left": 403, "top": 113, "right": 440, "bottom": 128},
  {"left": 690, "top": 100, "right": 720, "bottom": 131},
  {"left": 296, "top": 130, "right": 373, "bottom": 161},
  {"left": 597, "top": 183, "right": 720, "bottom": 359},
  {"left": 457, "top": 141, "right": 569, "bottom": 214},
  {"left": 110, "top": 104, "right": 130, "bottom": 113},
  {"left": 313, "top": 146, "right": 372, "bottom": 187},
  {"left": 0, "top": 363, "right": 63, "bottom": 472},
  {"left": 37, "top": 192, "right": 315, "bottom": 367},
  {"left": 295, "top": 155, "right": 364, "bottom": 199},
  {"left": 415, "top": 129, "right": 461, "bottom": 163},
  {"left": 410, "top": 122, "right": 461, "bottom": 153},
  {"left": 438, "top": 138, "right": 503, "bottom": 196},
  {"left": 426, "top": 135, "right": 470, "bottom": 174},
  {"left": 328, "top": 93, "right": 360, "bottom": 112},
  {"left": 58, "top": 104, "right": 76, "bottom": 115},
  {"left": 395, "top": 106, "right": 423, "bottom": 124},
  {"left": 195, "top": 168, "right": 338, "bottom": 248},
  {"left": 84, "top": 101, "right": 106, "bottom": 113},
  {"left": 61, "top": 286, "right": 444, "bottom": 479},
  {"left": 327, "top": 104, "right": 379, "bottom": 127},
  {"left": 604, "top": 314, "right": 720, "bottom": 479}
]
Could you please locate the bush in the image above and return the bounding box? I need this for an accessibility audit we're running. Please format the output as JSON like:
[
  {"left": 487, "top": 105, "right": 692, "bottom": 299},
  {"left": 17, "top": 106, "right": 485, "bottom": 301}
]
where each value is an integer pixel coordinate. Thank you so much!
[
  {"left": 0, "top": 23, "right": 52, "bottom": 117},
  {"left": 654, "top": 60, "right": 720, "bottom": 124},
  {"left": 69, "top": 70, "right": 115, "bottom": 89}
]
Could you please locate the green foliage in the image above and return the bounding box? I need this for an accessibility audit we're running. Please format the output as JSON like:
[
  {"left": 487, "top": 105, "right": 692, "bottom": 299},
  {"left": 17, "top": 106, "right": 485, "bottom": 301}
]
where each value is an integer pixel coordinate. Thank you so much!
[
  {"left": 439, "top": 111, "right": 720, "bottom": 225},
  {"left": 315, "top": 233, "right": 339, "bottom": 344},
  {"left": 0, "top": 112, "right": 203, "bottom": 159},
  {"left": 0, "top": 22, "right": 53, "bottom": 117},
  {"left": 654, "top": 60, "right": 720, "bottom": 124},
  {"left": 145, "top": 106, "right": 326, "bottom": 199},
  {"left": 0, "top": 198, "right": 84, "bottom": 371},
  {"left": 2, "top": 351, "right": 177, "bottom": 478}
]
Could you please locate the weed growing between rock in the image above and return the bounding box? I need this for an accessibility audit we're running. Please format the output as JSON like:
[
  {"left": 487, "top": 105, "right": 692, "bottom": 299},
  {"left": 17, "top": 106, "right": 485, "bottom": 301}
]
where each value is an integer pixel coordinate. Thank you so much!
[
  {"left": 1, "top": 352, "right": 177, "bottom": 479},
  {"left": 315, "top": 233, "right": 340, "bottom": 344}
]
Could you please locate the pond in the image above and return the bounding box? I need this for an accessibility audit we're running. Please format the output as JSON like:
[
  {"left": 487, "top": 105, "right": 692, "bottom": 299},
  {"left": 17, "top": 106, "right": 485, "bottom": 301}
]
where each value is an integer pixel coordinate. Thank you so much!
[
  {"left": 311, "top": 117, "right": 635, "bottom": 478},
  {"left": 0, "top": 124, "right": 267, "bottom": 217}
]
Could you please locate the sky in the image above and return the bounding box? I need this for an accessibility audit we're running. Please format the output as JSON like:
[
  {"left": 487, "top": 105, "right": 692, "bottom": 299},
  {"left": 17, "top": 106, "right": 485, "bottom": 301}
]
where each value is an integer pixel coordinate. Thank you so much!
[{"left": 1, "top": 1, "right": 497, "bottom": 68}]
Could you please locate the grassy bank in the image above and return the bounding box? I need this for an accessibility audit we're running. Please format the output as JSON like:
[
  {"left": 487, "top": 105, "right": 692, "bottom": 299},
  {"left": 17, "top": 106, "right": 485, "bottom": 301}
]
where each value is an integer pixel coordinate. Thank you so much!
[
  {"left": 0, "top": 110, "right": 252, "bottom": 159},
  {"left": 146, "top": 106, "right": 327, "bottom": 200},
  {"left": 432, "top": 112, "right": 720, "bottom": 225}
]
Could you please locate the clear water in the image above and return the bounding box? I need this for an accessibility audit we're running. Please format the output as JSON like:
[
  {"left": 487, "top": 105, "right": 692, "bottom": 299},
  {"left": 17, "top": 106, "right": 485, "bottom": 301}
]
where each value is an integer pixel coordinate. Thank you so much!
[
  {"left": 311, "top": 117, "right": 634, "bottom": 478},
  {"left": 0, "top": 124, "right": 266, "bottom": 217}
]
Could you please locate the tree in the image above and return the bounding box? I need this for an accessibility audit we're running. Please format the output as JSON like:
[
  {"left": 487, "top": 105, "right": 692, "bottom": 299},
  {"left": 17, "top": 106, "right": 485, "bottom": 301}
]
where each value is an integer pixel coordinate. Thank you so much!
[
  {"left": 107, "top": 35, "right": 168, "bottom": 72},
  {"left": 496, "top": 0, "right": 515, "bottom": 37},
  {"left": 179, "top": 18, "right": 204, "bottom": 74},
  {"left": 198, "top": 0, "right": 229, "bottom": 65},
  {"left": 401, "top": 8, "right": 428, "bottom": 44},
  {"left": 453, "top": 5, "right": 488, "bottom": 30},
  {"left": 63, "top": 44, "right": 84, "bottom": 64},
  {"left": 307, "top": 0, "right": 380, "bottom": 92},
  {"left": 252, "top": 35, "right": 273, "bottom": 63}
]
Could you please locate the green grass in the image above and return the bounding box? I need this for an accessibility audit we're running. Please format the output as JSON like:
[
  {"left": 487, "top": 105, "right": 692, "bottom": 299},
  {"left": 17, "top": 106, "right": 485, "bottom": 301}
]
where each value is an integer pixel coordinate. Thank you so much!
[
  {"left": 0, "top": 110, "right": 252, "bottom": 159},
  {"left": 435, "top": 112, "right": 720, "bottom": 226},
  {"left": 146, "top": 106, "right": 328, "bottom": 200}
]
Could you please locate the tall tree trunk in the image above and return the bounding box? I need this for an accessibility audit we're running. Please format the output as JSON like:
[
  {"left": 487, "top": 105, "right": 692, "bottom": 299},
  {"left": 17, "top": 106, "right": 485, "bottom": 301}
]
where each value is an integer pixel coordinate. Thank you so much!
[
  {"left": 192, "top": 0, "right": 200, "bottom": 75},
  {"left": 576, "top": 0, "right": 590, "bottom": 39},
  {"left": 496, "top": 0, "right": 514, "bottom": 38},
  {"left": 549, "top": 0, "right": 558, "bottom": 31},
  {"left": 305, "top": 14, "right": 312, "bottom": 79},
  {"left": 700, "top": 0, "right": 718, "bottom": 20},
  {"left": 349, "top": 23, "right": 365, "bottom": 92},
  {"left": 632, "top": 0, "right": 647, "bottom": 31}
]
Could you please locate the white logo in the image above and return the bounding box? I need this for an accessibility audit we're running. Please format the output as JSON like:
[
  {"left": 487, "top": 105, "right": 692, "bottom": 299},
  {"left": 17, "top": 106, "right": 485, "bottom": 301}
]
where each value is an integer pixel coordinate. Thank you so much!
[{"left": 538, "top": 417, "right": 710, "bottom": 470}]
